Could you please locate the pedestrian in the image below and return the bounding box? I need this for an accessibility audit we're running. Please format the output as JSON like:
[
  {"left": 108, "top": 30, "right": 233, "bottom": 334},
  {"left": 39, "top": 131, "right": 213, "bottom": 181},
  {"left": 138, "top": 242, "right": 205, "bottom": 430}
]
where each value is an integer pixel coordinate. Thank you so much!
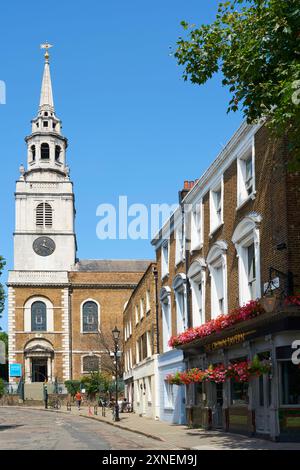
[
  {"left": 43, "top": 383, "right": 48, "bottom": 409},
  {"left": 75, "top": 390, "right": 82, "bottom": 410}
]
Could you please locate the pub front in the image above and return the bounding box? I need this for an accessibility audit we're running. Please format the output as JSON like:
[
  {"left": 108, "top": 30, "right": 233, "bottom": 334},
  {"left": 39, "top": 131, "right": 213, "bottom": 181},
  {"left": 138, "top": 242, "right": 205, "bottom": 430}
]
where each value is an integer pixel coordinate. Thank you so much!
[{"left": 180, "top": 306, "right": 300, "bottom": 441}]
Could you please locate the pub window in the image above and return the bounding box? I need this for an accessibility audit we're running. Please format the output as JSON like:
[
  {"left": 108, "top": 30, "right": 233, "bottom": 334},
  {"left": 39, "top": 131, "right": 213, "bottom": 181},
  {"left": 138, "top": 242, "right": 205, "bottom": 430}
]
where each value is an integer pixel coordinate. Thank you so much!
[
  {"left": 31, "top": 301, "right": 47, "bottom": 331},
  {"left": 82, "top": 355, "right": 100, "bottom": 373},
  {"left": 280, "top": 361, "right": 300, "bottom": 405},
  {"left": 82, "top": 301, "right": 99, "bottom": 332},
  {"left": 195, "top": 382, "right": 204, "bottom": 406},
  {"left": 41, "top": 143, "right": 50, "bottom": 160}
]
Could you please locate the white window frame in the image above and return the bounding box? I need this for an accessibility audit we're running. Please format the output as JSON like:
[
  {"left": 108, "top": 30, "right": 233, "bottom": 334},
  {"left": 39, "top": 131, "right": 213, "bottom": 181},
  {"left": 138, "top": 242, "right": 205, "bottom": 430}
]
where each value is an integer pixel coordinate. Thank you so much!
[
  {"left": 80, "top": 298, "right": 100, "bottom": 334},
  {"left": 146, "top": 331, "right": 152, "bottom": 357},
  {"left": 187, "top": 258, "right": 206, "bottom": 327},
  {"left": 164, "top": 380, "right": 174, "bottom": 409},
  {"left": 161, "top": 241, "right": 169, "bottom": 279},
  {"left": 160, "top": 287, "right": 172, "bottom": 353},
  {"left": 146, "top": 289, "right": 151, "bottom": 313},
  {"left": 24, "top": 296, "right": 54, "bottom": 333},
  {"left": 140, "top": 298, "right": 144, "bottom": 320},
  {"left": 173, "top": 274, "right": 188, "bottom": 334},
  {"left": 207, "top": 241, "right": 228, "bottom": 318},
  {"left": 232, "top": 213, "right": 262, "bottom": 305},
  {"left": 135, "top": 305, "right": 139, "bottom": 325},
  {"left": 190, "top": 200, "right": 203, "bottom": 252},
  {"left": 175, "top": 221, "right": 185, "bottom": 266},
  {"left": 237, "top": 139, "right": 256, "bottom": 208},
  {"left": 209, "top": 177, "right": 224, "bottom": 235}
]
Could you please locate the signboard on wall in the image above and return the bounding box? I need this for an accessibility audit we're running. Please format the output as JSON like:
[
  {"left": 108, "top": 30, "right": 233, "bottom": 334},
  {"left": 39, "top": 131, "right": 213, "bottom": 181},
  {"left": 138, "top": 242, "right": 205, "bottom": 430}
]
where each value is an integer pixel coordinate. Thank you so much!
[{"left": 9, "top": 363, "right": 22, "bottom": 377}]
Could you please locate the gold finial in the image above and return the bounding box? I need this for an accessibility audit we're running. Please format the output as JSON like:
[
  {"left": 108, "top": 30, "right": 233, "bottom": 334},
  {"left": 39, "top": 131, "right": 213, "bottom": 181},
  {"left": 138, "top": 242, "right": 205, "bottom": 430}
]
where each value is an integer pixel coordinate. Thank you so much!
[{"left": 40, "top": 42, "right": 53, "bottom": 62}]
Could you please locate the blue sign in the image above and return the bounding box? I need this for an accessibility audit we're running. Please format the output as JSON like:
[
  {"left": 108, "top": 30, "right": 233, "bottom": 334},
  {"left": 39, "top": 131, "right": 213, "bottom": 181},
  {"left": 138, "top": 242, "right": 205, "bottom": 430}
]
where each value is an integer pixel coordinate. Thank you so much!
[{"left": 9, "top": 363, "right": 22, "bottom": 377}]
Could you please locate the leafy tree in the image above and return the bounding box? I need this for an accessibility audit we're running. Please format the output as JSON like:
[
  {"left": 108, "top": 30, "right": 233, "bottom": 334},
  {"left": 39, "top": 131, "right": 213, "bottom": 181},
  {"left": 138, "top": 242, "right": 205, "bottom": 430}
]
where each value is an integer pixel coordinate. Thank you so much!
[
  {"left": 80, "top": 371, "right": 112, "bottom": 399},
  {"left": 175, "top": 0, "right": 300, "bottom": 168},
  {"left": 0, "top": 332, "right": 8, "bottom": 355},
  {"left": 64, "top": 380, "right": 81, "bottom": 397},
  {"left": 0, "top": 257, "right": 6, "bottom": 322},
  {"left": 0, "top": 378, "right": 5, "bottom": 398}
]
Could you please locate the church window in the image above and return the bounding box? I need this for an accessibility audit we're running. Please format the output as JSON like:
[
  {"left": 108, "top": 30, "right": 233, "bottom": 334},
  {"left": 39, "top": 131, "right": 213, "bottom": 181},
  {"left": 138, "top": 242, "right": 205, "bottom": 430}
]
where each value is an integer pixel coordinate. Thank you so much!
[
  {"left": 55, "top": 145, "right": 61, "bottom": 161},
  {"left": 83, "top": 356, "right": 100, "bottom": 373},
  {"left": 82, "top": 301, "right": 99, "bottom": 332},
  {"left": 43, "top": 121, "right": 48, "bottom": 127},
  {"left": 31, "top": 301, "right": 47, "bottom": 331},
  {"left": 31, "top": 145, "right": 36, "bottom": 161},
  {"left": 52, "top": 123, "right": 56, "bottom": 130},
  {"left": 36, "top": 202, "right": 53, "bottom": 227},
  {"left": 44, "top": 112, "right": 48, "bottom": 116},
  {"left": 41, "top": 143, "right": 50, "bottom": 160}
]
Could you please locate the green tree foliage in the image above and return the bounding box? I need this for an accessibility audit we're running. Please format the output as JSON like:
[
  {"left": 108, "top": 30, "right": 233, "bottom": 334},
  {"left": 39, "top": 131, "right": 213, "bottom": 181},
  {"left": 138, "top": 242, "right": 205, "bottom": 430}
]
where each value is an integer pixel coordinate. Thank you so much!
[
  {"left": 0, "top": 378, "right": 5, "bottom": 398},
  {"left": 64, "top": 380, "right": 81, "bottom": 397},
  {"left": 81, "top": 372, "right": 112, "bottom": 399},
  {"left": 175, "top": 0, "right": 300, "bottom": 168},
  {"left": 0, "top": 332, "right": 8, "bottom": 355},
  {"left": 0, "top": 257, "right": 6, "bottom": 318}
]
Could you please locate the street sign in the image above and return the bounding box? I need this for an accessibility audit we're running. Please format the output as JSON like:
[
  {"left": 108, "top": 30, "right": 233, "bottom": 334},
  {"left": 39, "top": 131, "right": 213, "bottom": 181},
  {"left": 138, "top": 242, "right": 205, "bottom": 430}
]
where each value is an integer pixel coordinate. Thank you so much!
[
  {"left": 9, "top": 363, "right": 22, "bottom": 377},
  {"left": 0, "top": 340, "right": 5, "bottom": 364}
]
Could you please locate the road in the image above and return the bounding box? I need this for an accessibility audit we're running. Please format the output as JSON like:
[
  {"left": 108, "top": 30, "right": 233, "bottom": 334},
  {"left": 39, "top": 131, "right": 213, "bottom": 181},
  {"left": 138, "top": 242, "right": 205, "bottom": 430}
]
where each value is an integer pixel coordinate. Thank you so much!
[{"left": 0, "top": 407, "right": 175, "bottom": 450}]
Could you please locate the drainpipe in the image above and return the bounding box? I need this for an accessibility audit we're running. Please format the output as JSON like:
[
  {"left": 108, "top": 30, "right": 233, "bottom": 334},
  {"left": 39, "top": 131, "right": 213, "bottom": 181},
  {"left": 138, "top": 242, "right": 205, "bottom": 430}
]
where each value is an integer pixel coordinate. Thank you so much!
[
  {"left": 181, "top": 202, "right": 192, "bottom": 329},
  {"left": 68, "top": 285, "right": 73, "bottom": 380},
  {"left": 153, "top": 266, "right": 160, "bottom": 355}
]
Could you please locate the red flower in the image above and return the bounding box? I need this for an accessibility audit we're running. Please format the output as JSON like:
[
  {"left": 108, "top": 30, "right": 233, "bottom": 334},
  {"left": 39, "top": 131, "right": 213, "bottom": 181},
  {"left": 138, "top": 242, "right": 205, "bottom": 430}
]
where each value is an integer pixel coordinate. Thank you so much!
[{"left": 168, "top": 300, "right": 264, "bottom": 348}]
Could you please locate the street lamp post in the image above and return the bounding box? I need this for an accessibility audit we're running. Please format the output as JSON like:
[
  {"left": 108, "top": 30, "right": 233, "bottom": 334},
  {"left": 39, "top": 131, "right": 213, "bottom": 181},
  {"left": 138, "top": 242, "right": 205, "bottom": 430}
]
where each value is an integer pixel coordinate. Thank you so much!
[{"left": 112, "top": 326, "right": 121, "bottom": 422}]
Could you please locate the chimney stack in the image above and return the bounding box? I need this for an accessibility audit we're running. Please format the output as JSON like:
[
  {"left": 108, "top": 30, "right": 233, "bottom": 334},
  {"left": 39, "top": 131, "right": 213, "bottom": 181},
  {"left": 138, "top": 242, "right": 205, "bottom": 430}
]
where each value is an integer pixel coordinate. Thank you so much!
[{"left": 178, "top": 179, "right": 199, "bottom": 204}]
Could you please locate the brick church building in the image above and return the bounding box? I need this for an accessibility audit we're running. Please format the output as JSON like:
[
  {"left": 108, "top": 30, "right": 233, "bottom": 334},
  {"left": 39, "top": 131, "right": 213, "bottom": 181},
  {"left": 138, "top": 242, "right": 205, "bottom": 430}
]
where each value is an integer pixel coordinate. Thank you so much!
[{"left": 7, "top": 47, "right": 150, "bottom": 388}]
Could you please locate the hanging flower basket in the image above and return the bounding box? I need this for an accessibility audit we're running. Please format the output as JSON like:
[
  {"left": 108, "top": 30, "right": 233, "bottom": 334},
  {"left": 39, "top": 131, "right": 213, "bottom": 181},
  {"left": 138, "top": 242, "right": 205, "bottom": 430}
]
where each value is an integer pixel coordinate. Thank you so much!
[{"left": 166, "top": 356, "right": 271, "bottom": 386}]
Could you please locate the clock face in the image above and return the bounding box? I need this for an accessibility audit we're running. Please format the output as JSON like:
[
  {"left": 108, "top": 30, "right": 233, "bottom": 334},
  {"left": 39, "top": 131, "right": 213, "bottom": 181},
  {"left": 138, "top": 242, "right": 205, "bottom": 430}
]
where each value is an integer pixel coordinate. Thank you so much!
[{"left": 33, "top": 237, "right": 56, "bottom": 257}]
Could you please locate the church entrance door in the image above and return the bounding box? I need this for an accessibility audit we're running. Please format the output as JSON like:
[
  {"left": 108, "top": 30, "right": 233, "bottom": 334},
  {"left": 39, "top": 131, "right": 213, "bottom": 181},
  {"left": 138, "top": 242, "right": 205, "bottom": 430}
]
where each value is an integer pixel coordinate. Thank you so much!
[{"left": 32, "top": 358, "right": 48, "bottom": 382}]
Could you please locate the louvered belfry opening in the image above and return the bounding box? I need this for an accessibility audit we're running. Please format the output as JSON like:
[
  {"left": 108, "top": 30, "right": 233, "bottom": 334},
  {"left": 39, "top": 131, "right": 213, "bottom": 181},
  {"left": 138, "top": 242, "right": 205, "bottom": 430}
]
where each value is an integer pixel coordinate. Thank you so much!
[{"left": 36, "top": 202, "right": 53, "bottom": 228}]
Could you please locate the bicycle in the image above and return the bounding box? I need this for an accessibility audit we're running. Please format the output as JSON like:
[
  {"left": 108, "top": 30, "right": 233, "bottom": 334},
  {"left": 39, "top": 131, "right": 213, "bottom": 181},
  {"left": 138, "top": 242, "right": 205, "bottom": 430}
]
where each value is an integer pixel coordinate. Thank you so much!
[{"left": 48, "top": 397, "right": 61, "bottom": 409}]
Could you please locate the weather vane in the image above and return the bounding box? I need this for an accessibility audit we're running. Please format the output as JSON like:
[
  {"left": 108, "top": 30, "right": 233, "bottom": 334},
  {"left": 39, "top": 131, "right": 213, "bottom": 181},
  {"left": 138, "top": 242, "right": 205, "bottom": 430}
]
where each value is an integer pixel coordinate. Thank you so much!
[{"left": 40, "top": 42, "right": 53, "bottom": 62}]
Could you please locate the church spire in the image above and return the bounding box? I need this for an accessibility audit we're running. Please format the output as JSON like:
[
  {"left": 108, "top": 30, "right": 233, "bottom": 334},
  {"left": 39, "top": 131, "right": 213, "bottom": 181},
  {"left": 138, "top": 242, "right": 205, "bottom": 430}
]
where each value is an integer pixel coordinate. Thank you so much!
[
  {"left": 24, "top": 44, "right": 68, "bottom": 175},
  {"left": 39, "top": 43, "right": 54, "bottom": 112}
]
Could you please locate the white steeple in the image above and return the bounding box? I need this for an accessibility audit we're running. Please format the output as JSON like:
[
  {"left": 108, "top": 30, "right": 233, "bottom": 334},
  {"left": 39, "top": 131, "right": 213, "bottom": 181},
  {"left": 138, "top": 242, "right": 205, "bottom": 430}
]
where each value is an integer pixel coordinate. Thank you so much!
[
  {"left": 13, "top": 44, "right": 77, "bottom": 271},
  {"left": 24, "top": 44, "right": 68, "bottom": 174},
  {"left": 39, "top": 45, "right": 54, "bottom": 112}
]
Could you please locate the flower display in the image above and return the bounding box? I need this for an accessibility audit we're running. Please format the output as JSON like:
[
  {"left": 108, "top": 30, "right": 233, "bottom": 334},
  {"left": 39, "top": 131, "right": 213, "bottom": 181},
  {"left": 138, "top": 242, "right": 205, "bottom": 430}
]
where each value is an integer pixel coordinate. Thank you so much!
[
  {"left": 285, "top": 294, "right": 300, "bottom": 307},
  {"left": 168, "top": 300, "right": 265, "bottom": 348},
  {"left": 166, "top": 355, "right": 271, "bottom": 385}
]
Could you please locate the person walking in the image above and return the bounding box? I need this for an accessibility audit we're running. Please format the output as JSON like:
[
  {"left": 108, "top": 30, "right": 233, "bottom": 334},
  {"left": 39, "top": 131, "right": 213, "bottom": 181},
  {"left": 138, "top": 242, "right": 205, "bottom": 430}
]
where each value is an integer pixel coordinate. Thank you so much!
[{"left": 75, "top": 391, "right": 82, "bottom": 410}]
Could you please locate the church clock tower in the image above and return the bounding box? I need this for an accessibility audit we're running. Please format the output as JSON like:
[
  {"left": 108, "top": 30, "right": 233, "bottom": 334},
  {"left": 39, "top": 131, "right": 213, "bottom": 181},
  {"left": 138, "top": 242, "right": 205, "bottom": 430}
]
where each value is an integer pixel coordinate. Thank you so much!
[{"left": 14, "top": 44, "right": 76, "bottom": 271}]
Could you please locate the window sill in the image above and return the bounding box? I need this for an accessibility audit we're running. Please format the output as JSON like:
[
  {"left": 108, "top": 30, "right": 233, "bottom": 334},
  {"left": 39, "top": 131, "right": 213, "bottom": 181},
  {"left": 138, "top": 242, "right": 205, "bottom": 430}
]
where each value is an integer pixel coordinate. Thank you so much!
[
  {"left": 175, "top": 258, "right": 185, "bottom": 268},
  {"left": 190, "top": 243, "right": 203, "bottom": 254},
  {"left": 236, "top": 192, "right": 256, "bottom": 211},
  {"left": 81, "top": 331, "right": 99, "bottom": 334},
  {"left": 209, "top": 222, "right": 224, "bottom": 239}
]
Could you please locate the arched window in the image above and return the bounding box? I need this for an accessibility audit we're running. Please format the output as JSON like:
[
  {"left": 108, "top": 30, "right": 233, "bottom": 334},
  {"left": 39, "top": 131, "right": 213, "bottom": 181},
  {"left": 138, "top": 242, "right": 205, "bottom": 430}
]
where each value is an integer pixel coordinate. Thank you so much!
[
  {"left": 31, "top": 145, "right": 36, "bottom": 161},
  {"left": 36, "top": 202, "right": 53, "bottom": 227},
  {"left": 82, "top": 355, "right": 100, "bottom": 373},
  {"left": 82, "top": 301, "right": 99, "bottom": 332},
  {"left": 232, "top": 213, "right": 262, "bottom": 305},
  {"left": 31, "top": 301, "right": 47, "bottom": 331},
  {"left": 41, "top": 143, "right": 50, "bottom": 160},
  {"left": 55, "top": 145, "right": 61, "bottom": 161}
]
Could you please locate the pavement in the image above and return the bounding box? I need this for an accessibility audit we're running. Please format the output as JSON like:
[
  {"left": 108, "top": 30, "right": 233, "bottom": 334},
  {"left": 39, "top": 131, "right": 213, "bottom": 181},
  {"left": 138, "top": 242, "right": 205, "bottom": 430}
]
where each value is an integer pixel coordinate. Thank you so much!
[{"left": 10, "top": 404, "right": 300, "bottom": 450}]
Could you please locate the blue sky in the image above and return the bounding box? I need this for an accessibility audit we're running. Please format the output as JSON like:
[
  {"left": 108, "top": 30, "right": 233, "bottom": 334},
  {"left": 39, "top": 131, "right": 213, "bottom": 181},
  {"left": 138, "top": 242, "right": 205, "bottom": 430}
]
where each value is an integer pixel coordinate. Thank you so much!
[{"left": 0, "top": 0, "right": 242, "bottom": 330}]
